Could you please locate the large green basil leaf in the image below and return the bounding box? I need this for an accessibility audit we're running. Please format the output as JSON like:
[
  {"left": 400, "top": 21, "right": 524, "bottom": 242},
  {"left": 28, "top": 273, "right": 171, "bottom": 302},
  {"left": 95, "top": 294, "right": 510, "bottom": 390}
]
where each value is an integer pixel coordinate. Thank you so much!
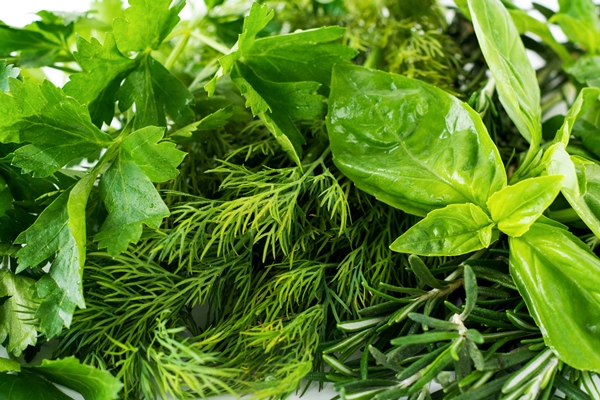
[
  {"left": 327, "top": 64, "right": 506, "bottom": 217},
  {"left": 546, "top": 143, "right": 600, "bottom": 238},
  {"left": 510, "top": 221, "right": 600, "bottom": 373},
  {"left": 551, "top": 0, "right": 600, "bottom": 54},
  {"left": 390, "top": 203, "right": 496, "bottom": 256},
  {"left": 468, "top": 0, "right": 541, "bottom": 145},
  {"left": 487, "top": 175, "right": 563, "bottom": 237}
]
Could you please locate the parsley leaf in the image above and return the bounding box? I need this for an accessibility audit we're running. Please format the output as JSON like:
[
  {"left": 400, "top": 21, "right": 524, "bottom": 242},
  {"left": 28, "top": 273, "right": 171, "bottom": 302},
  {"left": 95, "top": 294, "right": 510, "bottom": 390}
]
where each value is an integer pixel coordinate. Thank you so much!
[
  {"left": 95, "top": 127, "right": 185, "bottom": 255},
  {"left": 0, "top": 61, "right": 19, "bottom": 92},
  {"left": 0, "top": 271, "right": 38, "bottom": 356}
]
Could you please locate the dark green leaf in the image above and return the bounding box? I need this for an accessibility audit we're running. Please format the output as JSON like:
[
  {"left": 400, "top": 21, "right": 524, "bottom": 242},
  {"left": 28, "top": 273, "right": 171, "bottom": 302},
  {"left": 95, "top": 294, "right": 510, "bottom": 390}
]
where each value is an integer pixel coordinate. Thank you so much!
[
  {"left": 407, "top": 255, "right": 446, "bottom": 289},
  {"left": 243, "top": 26, "right": 357, "bottom": 88},
  {"left": 391, "top": 204, "right": 496, "bottom": 256},
  {"left": 487, "top": 175, "right": 563, "bottom": 237},
  {"left": 32, "top": 357, "right": 122, "bottom": 400},
  {"left": 116, "top": 55, "right": 194, "bottom": 129},
  {"left": 468, "top": 0, "right": 541, "bottom": 145},
  {"left": 0, "top": 271, "right": 37, "bottom": 356},
  {"left": 461, "top": 265, "right": 477, "bottom": 320},
  {"left": 0, "top": 372, "right": 71, "bottom": 400},
  {"left": 5, "top": 80, "right": 113, "bottom": 178},
  {"left": 510, "top": 221, "right": 600, "bottom": 372},
  {"left": 113, "top": 0, "right": 185, "bottom": 53},
  {"left": 63, "top": 34, "right": 137, "bottom": 127},
  {"left": 327, "top": 64, "right": 506, "bottom": 217}
]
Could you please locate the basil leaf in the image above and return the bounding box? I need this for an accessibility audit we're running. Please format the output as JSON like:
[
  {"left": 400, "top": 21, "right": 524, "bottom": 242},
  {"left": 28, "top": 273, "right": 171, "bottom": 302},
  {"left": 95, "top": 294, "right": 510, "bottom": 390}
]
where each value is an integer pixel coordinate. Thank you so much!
[
  {"left": 550, "top": 0, "right": 600, "bottom": 54},
  {"left": 554, "top": 87, "right": 600, "bottom": 147},
  {"left": 468, "top": 0, "right": 541, "bottom": 145},
  {"left": 510, "top": 222, "right": 600, "bottom": 373},
  {"left": 508, "top": 9, "right": 571, "bottom": 63},
  {"left": 390, "top": 203, "right": 496, "bottom": 256},
  {"left": 327, "top": 63, "right": 506, "bottom": 216},
  {"left": 31, "top": 357, "right": 123, "bottom": 400},
  {"left": 546, "top": 143, "right": 600, "bottom": 238},
  {"left": 0, "top": 372, "right": 72, "bottom": 400},
  {"left": 487, "top": 175, "right": 563, "bottom": 237}
]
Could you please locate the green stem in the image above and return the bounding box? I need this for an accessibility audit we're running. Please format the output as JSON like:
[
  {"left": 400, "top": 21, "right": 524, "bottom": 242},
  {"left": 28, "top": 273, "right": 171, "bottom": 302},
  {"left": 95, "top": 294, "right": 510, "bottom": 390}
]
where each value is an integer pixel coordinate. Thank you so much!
[
  {"left": 190, "top": 31, "right": 231, "bottom": 55},
  {"left": 363, "top": 46, "right": 383, "bottom": 69},
  {"left": 164, "top": 15, "right": 206, "bottom": 70}
]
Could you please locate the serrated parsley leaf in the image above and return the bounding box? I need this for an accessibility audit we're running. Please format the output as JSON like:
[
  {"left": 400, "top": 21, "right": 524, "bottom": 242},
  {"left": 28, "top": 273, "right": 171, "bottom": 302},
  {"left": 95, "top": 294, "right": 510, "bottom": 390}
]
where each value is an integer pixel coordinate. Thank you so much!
[
  {"left": 205, "top": 2, "right": 274, "bottom": 96},
  {"left": 244, "top": 26, "right": 357, "bottom": 88},
  {"left": 116, "top": 55, "right": 194, "bottom": 129},
  {"left": 171, "top": 107, "right": 233, "bottom": 140},
  {"left": 0, "top": 61, "right": 20, "bottom": 92},
  {"left": 32, "top": 357, "right": 123, "bottom": 400},
  {"left": 16, "top": 174, "right": 96, "bottom": 337},
  {"left": 95, "top": 127, "right": 184, "bottom": 255},
  {"left": 113, "top": 0, "right": 185, "bottom": 53},
  {"left": 232, "top": 63, "right": 325, "bottom": 166},
  {"left": 63, "top": 34, "right": 137, "bottom": 127},
  {"left": 0, "top": 271, "right": 38, "bottom": 356},
  {"left": 0, "top": 79, "right": 113, "bottom": 177}
]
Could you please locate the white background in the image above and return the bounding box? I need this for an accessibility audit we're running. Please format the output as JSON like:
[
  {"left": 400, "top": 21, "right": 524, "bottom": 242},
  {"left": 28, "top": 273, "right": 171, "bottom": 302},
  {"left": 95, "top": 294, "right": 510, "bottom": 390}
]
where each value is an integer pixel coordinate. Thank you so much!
[{"left": 1, "top": 1, "right": 563, "bottom": 399}]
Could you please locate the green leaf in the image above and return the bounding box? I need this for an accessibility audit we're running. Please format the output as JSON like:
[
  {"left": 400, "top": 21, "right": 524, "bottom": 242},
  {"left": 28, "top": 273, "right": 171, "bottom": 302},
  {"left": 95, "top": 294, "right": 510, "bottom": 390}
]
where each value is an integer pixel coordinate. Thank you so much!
[
  {"left": 232, "top": 63, "right": 325, "bottom": 166},
  {"left": 546, "top": 143, "right": 600, "bottom": 238},
  {"left": 0, "top": 174, "right": 13, "bottom": 218},
  {"left": 171, "top": 107, "right": 233, "bottom": 139},
  {"left": 119, "top": 126, "right": 186, "bottom": 182},
  {"left": 327, "top": 64, "right": 506, "bottom": 217},
  {"left": 16, "top": 174, "right": 96, "bottom": 337},
  {"left": 0, "top": 358, "right": 20, "bottom": 373},
  {"left": 32, "top": 357, "right": 122, "bottom": 400},
  {"left": 468, "top": 0, "right": 541, "bottom": 145},
  {"left": 0, "top": 372, "right": 72, "bottom": 400},
  {"left": 508, "top": 9, "right": 571, "bottom": 63},
  {"left": 0, "top": 25, "right": 61, "bottom": 68},
  {"left": 113, "top": 0, "right": 185, "bottom": 53},
  {"left": 116, "top": 55, "right": 195, "bottom": 129},
  {"left": 205, "top": 2, "right": 274, "bottom": 96},
  {"left": 565, "top": 56, "right": 600, "bottom": 88},
  {"left": 243, "top": 26, "right": 357, "bottom": 88},
  {"left": 5, "top": 80, "right": 113, "bottom": 178},
  {"left": 407, "top": 255, "right": 446, "bottom": 289},
  {"left": 461, "top": 264, "right": 477, "bottom": 320},
  {"left": 390, "top": 203, "right": 496, "bottom": 256},
  {"left": 95, "top": 132, "right": 177, "bottom": 255},
  {"left": 487, "top": 175, "right": 563, "bottom": 237},
  {"left": 509, "top": 222, "right": 600, "bottom": 373},
  {"left": 551, "top": 0, "right": 600, "bottom": 53},
  {"left": 0, "top": 61, "right": 20, "bottom": 93},
  {"left": 554, "top": 87, "right": 600, "bottom": 147},
  {"left": 0, "top": 271, "right": 37, "bottom": 356},
  {"left": 63, "top": 34, "right": 137, "bottom": 127}
]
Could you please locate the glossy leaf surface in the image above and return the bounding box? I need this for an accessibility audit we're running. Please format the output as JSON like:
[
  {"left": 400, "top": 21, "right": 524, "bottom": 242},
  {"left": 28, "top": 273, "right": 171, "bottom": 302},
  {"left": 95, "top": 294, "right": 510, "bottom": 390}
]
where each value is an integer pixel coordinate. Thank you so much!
[
  {"left": 554, "top": 87, "right": 600, "bottom": 147},
  {"left": 468, "top": 0, "right": 541, "bottom": 145},
  {"left": 546, "top": 143, "right": 600, "bottom": 238},
  {"left": 0, "top": 372, "right": 71, "bottom": 400},
  {"left": 390, "top": 203, "right": 495, "bottom": 256},
  {"left": 487, "top": 175, "right": 563, "bottom": 237},
  {"left": 0, "top": 271, "right": 37, "bottom": 356},
  {"left": 327, "top": 63, "right": 506, "bottom": 216},
  {"left": 33, "top": 357, "right": 122, "bottom": 400},
  {"left": 510, "top": 221, "right": 600, "bottom": 372}
]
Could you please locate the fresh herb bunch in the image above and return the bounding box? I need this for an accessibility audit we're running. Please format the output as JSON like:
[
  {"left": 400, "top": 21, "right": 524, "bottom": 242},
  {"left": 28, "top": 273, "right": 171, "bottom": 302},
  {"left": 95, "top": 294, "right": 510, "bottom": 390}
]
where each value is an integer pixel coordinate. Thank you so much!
[{"left": 0, "top": 0, "right": 599, "bottom": 399}]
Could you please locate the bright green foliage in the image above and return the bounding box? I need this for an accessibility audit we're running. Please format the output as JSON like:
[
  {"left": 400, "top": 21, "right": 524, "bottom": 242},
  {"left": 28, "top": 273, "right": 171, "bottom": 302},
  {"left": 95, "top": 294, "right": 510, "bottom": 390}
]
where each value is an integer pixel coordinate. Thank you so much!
[
  {"left": 551, "top": 0, "right": 600, "bottom": 53},
  {"left": 113, "top": 0, "right": 185, "bottom": 53},
  {"left": 33, "top": 357, "right": 123, "bottom": 400},
  {"left": 390, "top": 204, "right": 495, "bottom": 256},
  {"left": 0, "top": 61, "right": 20, "bottom": 92},
  {"left": 468, "top": 0, "right": 541, "bottom": 147},
  {"left": 510, "top": 222, "right": 600, "bottom": 373},
  {"left": 0, "top": 271, "right": 37, "bottom": 356},
  {"left": 0, "top": 372, "right": 73, "bottom": 400},
  {"left": 327, "top": 63, "right": 506, "bottom": 216},
  {"left": 487, "top": 175, "right": 563, "bottom": 237},
  {"left": 566, "top": 55, "right": 600, "bottom": 87},
  {"left": 63, "top": 34, "right": 137, "bottom": 126}
]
